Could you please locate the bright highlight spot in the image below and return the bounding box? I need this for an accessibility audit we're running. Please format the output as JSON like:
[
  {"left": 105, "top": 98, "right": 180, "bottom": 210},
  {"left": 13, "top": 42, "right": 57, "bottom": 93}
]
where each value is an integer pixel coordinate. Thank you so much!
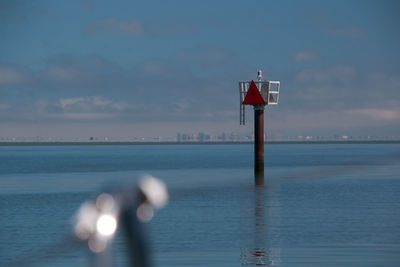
[
  {"left": 138, "top": 175, "right": 169, "bottom": 208},
  {"left": 96, "top": 214, "right": 117, "bottom": 236}
]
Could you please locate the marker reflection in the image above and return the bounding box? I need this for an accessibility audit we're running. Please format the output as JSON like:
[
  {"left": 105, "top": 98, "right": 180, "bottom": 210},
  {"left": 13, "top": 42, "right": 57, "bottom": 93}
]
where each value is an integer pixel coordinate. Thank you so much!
[{"left": 240, "top": 185, "right": 280, "bottom": 265}]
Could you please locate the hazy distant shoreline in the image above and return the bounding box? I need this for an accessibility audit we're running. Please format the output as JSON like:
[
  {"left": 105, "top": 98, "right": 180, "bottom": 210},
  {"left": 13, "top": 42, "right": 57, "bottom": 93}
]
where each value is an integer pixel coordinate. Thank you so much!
[{"left": 1, "top": 140, "right": 399, "bottom": 146}]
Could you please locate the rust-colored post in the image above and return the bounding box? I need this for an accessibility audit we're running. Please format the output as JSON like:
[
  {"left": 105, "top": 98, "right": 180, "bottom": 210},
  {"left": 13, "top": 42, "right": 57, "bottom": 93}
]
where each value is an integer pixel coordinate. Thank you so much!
[{"left": 254, "top": 105, "right": 264, "bottom": 186}]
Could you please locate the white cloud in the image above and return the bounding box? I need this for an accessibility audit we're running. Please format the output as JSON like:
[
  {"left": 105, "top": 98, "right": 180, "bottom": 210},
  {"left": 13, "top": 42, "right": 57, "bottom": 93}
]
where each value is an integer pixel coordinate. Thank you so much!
[
  {"left": 59, "top": 96, "right": 128, "bottom": 112},
  {"left": 59, "top": 97, "right": 85, "bottom": 108}
]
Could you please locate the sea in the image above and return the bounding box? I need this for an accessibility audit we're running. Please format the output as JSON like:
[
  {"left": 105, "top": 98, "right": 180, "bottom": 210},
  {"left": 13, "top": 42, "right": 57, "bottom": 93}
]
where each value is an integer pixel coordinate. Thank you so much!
[{"left": 0, "top": 142, "right": 399, "bottom": 266}]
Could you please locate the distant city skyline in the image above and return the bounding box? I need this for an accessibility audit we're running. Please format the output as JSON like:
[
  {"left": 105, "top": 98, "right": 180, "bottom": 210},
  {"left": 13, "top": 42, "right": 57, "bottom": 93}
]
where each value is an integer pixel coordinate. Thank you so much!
[
  {"left": 1, "top": 130, "right": 399, "bottom": 142},
  {"left": 1, "top": 0, "right": 399, "bottom": 139}
]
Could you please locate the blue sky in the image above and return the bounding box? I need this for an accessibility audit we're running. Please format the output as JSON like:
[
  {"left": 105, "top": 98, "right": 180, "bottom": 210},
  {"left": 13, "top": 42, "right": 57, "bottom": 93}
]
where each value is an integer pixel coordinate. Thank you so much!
[{"left": 1, "top": 0, "right": 399, "bottom": 140}]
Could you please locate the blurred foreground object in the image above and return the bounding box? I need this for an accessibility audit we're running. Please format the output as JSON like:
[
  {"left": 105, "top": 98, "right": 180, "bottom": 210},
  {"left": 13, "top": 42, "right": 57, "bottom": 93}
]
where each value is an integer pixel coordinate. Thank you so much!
[{"left": 72, "top": 174, "right": 169, "bottom": 267}]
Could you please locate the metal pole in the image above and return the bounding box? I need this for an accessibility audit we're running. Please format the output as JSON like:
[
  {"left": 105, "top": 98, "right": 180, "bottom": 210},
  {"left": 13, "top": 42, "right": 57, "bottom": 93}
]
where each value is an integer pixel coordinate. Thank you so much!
[{"left": 254, "top": 105, "right": 264, "bottom": 186}]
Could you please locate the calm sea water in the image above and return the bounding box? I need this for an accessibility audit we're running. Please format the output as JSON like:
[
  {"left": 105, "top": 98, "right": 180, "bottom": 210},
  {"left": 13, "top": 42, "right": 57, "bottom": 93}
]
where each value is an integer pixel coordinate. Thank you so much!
[{"left": 0, "top": 143, "right": 399, "bottom": 266}]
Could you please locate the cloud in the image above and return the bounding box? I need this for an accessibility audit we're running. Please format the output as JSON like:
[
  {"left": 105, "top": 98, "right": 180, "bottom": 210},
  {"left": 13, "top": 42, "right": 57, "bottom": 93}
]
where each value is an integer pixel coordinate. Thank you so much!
[
  {"left": 326, "top": 24, "right": 365, "bottom": 38},
  {"left": 59, "top": 96, "right": 127, "bottom": 112},
  {"left": 45, "top": 66, "right": 77, "bottom": 81},
  {"left": 368, "top": 72, "right": 400, "bottom": 91},
  {"left": 30, "top": 54, "right": 127, "bottom": 96},
  {"left": 0, "top": 103, "right": 11, "bottom": 111},
  {"left": 147, "top": 15, "right": 225, "bottom": 36},
  {"left": 295, "top": 66, "right": 356, "bottom": 84},
  {"left": 148, "top": 17, "right": 197, "bottom": 35},
  {"left": 0, "top": 66, "right": 26, "bottom": 84},
  {"left": 20, "top": 95, "right": 232, "bottom": 124},
  {"left": 175, "top": 46, "right": 234, "bottom": 69},
  {"left": 50, "top": 112, "right": 117, "bottom": 120},
  {"left": 293, "top": 51, "right": 320, "bottom": 62},
  {"left": 1, "top": 51, "right": 399, "bottom": 139},
  {"left": 287, "top": 66, "right": 358, "bottom": 109},
  {"left": 85, "top": 18, "right": 144, "bottom": 35},
  {"left": 81, "top": 0, "right": 93, "bottom": 12},
  {"left": 132, "top": 46, "right": 245, "bottom": 104},
  {"left": 346, "top": 108, "right": 400, "bottom": 121},
  {"left": 0, "top": 95, "right": 131, "bottom": 123},
  {"left": 265, "top": 107, "right": 400, "bottom": 134},
  {"left": 84, "top": 15, "right": 226, "bottom": 37},
  {"left": 284, "top": 65, "right": 400, "bottom": 116}
]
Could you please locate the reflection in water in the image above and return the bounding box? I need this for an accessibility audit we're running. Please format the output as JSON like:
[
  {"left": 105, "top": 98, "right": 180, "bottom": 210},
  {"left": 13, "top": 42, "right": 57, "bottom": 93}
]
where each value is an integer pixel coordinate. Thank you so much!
[{"left": 240, "top": 185, "right": 280, "bottom": 265}]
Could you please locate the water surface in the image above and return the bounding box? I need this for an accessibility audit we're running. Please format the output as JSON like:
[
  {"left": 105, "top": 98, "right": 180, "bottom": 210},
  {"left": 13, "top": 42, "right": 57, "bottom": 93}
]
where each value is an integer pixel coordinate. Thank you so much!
[{"left": 1, "top": 143, "right": 399, "bottom": 266}]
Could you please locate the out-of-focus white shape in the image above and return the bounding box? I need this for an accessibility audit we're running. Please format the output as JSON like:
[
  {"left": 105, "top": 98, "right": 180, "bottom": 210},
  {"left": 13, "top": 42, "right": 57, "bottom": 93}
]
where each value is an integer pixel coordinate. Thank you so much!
[
  {"left": 89, "top": 236, "right": 107, "bottom": 253},
  {"left": 136, "top": 203, "right": 154, "bottom": 222},
  {"left": 96, "top": 214, "right": 117, "bottom": 236},
  {"left": 74, "top": 202, "right": 99, "bottom": 240},
  {"left": 138, "top": 175, "right": 169, "bottom": 209},
  {"left": 96, "top": 193, "right": 115, "bottom": 212}
]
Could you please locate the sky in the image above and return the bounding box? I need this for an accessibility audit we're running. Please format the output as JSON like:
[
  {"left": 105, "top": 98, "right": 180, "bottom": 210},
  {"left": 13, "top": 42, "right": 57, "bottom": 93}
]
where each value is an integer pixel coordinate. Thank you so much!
[{"left": 1, "top": 0, "right": 400, "bottom": 140}]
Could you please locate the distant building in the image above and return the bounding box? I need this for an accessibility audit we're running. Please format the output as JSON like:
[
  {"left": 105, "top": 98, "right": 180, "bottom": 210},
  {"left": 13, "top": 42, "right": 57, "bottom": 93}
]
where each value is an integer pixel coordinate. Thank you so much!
[{"left": 198, "top": 132, "right": 205, "bottom": 142}]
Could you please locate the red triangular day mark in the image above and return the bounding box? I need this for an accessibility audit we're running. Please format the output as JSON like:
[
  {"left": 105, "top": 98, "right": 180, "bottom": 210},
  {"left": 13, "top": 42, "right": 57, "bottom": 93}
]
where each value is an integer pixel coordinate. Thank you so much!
[{"left": 242, "top": 80, "right": 265, "bottom": 105}]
